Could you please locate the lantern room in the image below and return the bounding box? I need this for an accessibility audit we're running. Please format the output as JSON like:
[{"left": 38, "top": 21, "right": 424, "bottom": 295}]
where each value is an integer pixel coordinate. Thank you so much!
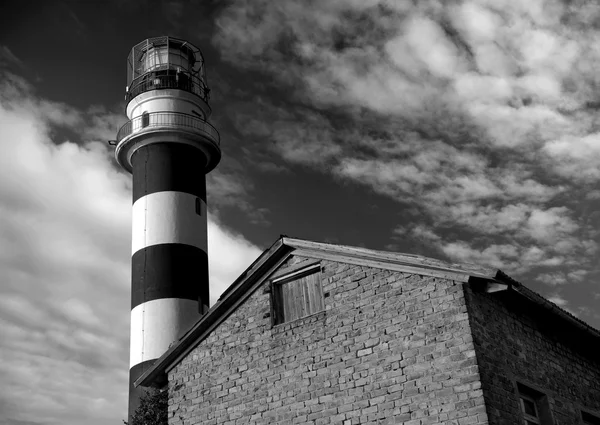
[{"left": 125, "top": 36, "right": 210, "bottom": 105}]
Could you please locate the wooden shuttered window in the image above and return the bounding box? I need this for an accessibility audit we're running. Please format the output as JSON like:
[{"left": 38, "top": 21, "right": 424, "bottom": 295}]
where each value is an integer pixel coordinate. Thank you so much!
[{"left": 272, "top": 264, "right": 324, "bottom": 325}]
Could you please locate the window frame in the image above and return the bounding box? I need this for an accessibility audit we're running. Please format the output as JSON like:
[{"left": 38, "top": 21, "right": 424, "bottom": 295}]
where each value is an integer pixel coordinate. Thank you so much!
[
  {"left": 141, "top": 111, "right": 150, "bottom": 127},
  {"left": 520, "top": 392, "right": 541, "bottom": 424},
  {"left": 270, "top": 263, "right": 324, "bottom": 326},
  {"left": 516, "top": 382, "right": 554, "bottom": 425}
]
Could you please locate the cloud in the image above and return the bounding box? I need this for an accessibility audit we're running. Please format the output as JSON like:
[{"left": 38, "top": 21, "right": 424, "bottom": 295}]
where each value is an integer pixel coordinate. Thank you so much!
[
  {"left": 0, "top": 46, "right": 25, "bottom": 69},
  {"left": 547, "top": 293, "right": 569, "bottom": 307},
  {"left": 0, "top": 72, "right": 262, "bottom": 425},
  {"left": 208, "top": 217, "right": 262, "bottom": 304},
  {"left": 535, "top": 272, "right": 568, "bottom": 286},
  {"left": 207, "top": 170, "right": 271, "bottom": 226},
  {"left": 536, "top": 269, "right": 588, "bottom": 286},
  {"left": 212, "top": 0, "right": 600, "bottom": 282},
  {"left": 0, "top": 75, "right": 130, "bottom": 425},
  {"left": 213, "top": 0, "right": 600, "bottom": 157},
  {"left": 547, "top": 290, "right": 579, "bottom": 317},
  {"left": 543, "top": 133, "right": 600, "bottom": 182},
  {"left": 442, "top": 241, "right": 520, "bottom": 270},
  {"left": 525, "top": 207, "right": 578, "bottom": 243}
]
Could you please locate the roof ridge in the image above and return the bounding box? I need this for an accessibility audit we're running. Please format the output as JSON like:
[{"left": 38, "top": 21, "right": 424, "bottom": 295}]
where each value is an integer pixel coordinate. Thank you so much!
[{"left": 282, "top": 237, "right": 498, "bottom": 278}]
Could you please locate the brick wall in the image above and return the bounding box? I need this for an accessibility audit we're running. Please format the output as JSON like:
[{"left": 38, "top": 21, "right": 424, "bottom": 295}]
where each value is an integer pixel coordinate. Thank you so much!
[
  {"left": 168, "top": 255, "right": 490, "bottom": 425},
  {"left": 464, "top": 284, "right": 600, "bottom": 424}
]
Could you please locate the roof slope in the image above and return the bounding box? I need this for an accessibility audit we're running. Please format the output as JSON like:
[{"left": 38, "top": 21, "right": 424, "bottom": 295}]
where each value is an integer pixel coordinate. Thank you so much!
[
  {"left": 135, "top": 236, "right": 600, "bottom": 388},
  {"left": 282, "top": 237, "right": 497, "bottom": 279}
]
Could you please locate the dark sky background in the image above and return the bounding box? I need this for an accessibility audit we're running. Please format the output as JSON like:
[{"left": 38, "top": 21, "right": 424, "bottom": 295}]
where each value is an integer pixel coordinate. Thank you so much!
[
  {"left": 1, "top": 0, "right": 415, "bottom": 249},
  {"left": 1, "top": 0, "right": 599, "bottom": 424}
]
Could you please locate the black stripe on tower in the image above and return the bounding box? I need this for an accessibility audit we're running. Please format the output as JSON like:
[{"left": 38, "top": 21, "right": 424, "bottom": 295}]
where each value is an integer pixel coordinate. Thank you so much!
[
  {"left": 131, "top": 244, "right": 209, "bottom": 309},
  {"left": 132, "top": 142, "right": 208, "bottom": 203}
]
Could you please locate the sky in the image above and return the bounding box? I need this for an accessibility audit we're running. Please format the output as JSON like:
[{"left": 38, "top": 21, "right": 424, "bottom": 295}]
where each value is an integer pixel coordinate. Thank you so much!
[{"left": 1, "top": 0, "right": 599, "bottom": 423}]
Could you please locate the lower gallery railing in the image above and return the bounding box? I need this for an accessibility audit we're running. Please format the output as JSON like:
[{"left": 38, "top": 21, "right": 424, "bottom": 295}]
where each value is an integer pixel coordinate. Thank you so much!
[{"left": 116, "top": 112, "right": 220, "bottom": 145}]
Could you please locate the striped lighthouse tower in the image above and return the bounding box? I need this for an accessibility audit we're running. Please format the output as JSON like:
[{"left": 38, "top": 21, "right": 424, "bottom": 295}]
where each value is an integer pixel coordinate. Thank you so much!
[{"left": 113, "top": 36, "right": 221, "bottom": 421}]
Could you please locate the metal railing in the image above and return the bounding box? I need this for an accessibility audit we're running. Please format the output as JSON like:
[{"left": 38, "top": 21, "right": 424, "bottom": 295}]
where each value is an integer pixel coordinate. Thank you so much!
[
  {"left": 127, "top": 36, "right": 206, "bottom": 86},
  {"left": 126, "top": 70, "right": 210, "bottom": 103},
  {"left": 116, "top": 111, "right": 220, "bottom": 145}
]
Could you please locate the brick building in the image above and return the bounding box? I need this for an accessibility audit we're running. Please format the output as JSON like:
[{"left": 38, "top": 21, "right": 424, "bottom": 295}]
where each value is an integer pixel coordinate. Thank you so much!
[{"left": 136, "top": 237, "right": 600, "bottom": 425}]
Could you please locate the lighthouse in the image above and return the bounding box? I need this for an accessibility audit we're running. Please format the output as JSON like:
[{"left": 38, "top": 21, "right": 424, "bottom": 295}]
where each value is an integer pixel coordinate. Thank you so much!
[{"left": 113, "top": 36, "right": 221, "bottom": 420}]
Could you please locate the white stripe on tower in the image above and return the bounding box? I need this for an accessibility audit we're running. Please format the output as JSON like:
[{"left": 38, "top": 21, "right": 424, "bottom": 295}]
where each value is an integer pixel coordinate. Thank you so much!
[
  {"left": 131, "top": 191, "right": 207, "bottom": 255},
  {"left": 129, "top": 298, "right": 200, "bottom": 368}
]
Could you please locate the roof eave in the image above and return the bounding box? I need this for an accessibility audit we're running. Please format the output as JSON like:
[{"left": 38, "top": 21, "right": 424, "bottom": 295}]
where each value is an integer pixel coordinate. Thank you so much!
[{"left": 494, "top": 270, "right": 600, "bottom": 341}]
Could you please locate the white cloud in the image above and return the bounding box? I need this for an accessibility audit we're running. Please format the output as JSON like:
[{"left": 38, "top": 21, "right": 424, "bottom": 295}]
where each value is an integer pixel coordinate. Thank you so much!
[
  {"left": 396, "top": 16, "right": 466, "bottom": 80},
  {"left": 543, "top": 133, "right": 600, "bottom": 181},
  {"left": 208, "top": 217, "right": 262, "bottom": 305},
  {"left": 212, "top": 0, "right": 600, "bottom": 326},
  {"left": 525, "top": 207, "right": 578, "bottom": 243},
  {"left": 547, "top": 293, "right": 568, "bottom": 307},
  {"left": 585, "top": 190, "right": 600, "bottom": 200},
  {"left": 536, "top": 269, "right": 588, "bottom": 286},
  {"left": 441, "top": 241, "right": 519, "bottom": 270},
  {"left": 0, "top": 73, "right": 262, "bottom": 425},
  {"left": 536, "top": 272, "right": 568, "bottom": 286},
  {"left": 213, "top": 0, "right": 600, "bottom": 157},
  {"left": 233, "top": 93, "right": 584, "bottom": 274},
  {"left": 450, "top": 2, "right": 500, "bottom": 44},
  {"left": 453, "top": 74, "right": 513, "bottom": 104}
]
